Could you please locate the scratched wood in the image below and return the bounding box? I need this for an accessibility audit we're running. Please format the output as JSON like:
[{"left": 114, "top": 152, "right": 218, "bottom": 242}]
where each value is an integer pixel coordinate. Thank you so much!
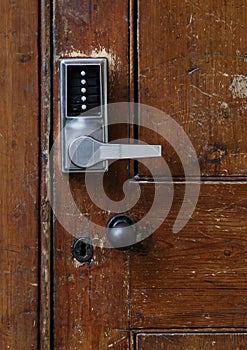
[
  {"left": 0, "top": 0, "right": 39, "bottom": 349},
  {"left": 137, "top": 0, "right": 247, "bottom": 177},
  {"left": 136, "top": 333, "right": 247, "bottom": 350},
  {"left": 40, "top": 0, "right": 52, "bottom": 348},
  {"left": 130, "top": 183, "right": 247, "bottom": 328},
  {"left": 52, "top": 0, "right": 247, "bottom": 349},
  {"left": 53, "top": 0, "right": 130, "bottom": 349}
]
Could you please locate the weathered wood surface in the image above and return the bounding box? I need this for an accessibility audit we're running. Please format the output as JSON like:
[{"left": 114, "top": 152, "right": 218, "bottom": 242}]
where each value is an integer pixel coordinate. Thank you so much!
[
  {"left": 136, "top": 332, "right": 247, "bottom": 350},
  {"left": 138, "top": 0, "right": 247, "bottom": 177},
  {"left": 52, "top": 0, "right": 247, "bottom": 349},
  {"left": 53, "top": 0, "right": 131, "bottom": 348},
  {"left": 40, "top": 0, "right": 52, "bottom": 348},
  {"left": 0, "top": 0, "right": 39, "bottom": 348},
  {"left": 130, "top": 183, "right": 247, "bottom": 328}
]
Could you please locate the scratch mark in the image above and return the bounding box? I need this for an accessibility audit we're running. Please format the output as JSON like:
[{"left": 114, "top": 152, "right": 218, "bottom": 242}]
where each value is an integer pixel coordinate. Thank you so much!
[
  {"left": 188, "top": 67, "right": 200, "bottom": 75},
  {"left": 0, "top": 248, "right": 19, "bottom": 254},
  {"left": 188, "top": 13, "right": 193, "bottom": 27},
  {"left": 205, "top": 12, "right": 236, "bottom": 32},
  {"left": 191, "top": 85, "right": 221, "bottom": 99},
  {"left": 108, "top": 336, "right": 127, "bottom": 347},
  {"left": 213, "top": 196, "right": 247, "bottom": 214}
]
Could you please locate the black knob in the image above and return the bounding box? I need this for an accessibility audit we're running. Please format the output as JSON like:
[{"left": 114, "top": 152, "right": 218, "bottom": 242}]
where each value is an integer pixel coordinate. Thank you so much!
[{"left": 106, "top": 214, "right": 137, "bottom": 248}]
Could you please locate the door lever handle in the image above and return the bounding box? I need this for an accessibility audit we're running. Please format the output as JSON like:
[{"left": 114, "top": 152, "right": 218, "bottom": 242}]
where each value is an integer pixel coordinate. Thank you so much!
[
  {"left": 60, "top": 58, "right": 162, "bottom": 172},
  {"left": 69, "top": 136, "right": 161, "bottom": 168}
]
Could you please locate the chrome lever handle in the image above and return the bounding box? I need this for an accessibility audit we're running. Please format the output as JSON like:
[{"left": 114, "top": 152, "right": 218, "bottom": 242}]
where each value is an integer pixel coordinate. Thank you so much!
[
  {"left": 60, "top": 58, "right": 162, "bottom": 172},
  {"left": 69, "top": 136, "right": 161, "bottom": 168}
]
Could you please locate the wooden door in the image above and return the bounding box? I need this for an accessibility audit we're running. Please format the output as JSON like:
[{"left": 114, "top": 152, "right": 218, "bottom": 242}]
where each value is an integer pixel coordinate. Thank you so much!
[
  {"left": 0, "top": 0, "right": 42, "bottom": 349},
  {"left": 52, "top": 1, "right": 247, "bottom": 349}
]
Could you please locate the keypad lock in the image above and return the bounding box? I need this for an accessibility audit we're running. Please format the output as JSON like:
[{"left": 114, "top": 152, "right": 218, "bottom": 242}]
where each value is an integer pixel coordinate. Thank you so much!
[
  {"left": 66, "top": 64, "right": 101, "bottom": 116},
  {"left": 60, "top": 58, "right": 161, "bottom": 173}
]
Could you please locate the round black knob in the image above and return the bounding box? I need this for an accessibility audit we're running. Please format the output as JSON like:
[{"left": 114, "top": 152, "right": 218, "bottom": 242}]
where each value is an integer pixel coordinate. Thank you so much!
[{"left": 106, "top": 214, "right": 137, "bottom": 249}]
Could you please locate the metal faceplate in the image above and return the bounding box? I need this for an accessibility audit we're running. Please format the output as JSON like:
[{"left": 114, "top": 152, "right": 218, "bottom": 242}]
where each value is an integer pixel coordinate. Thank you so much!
[
  {"left": 60, "top": 58, "right": 108, "bottom": 173},
  {"left": 60, "top": 58, "right": 162, "bottom": 173}
]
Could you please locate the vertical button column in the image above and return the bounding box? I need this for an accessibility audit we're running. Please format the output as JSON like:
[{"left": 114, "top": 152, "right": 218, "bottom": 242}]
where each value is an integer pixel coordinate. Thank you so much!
[{"left": 67, "top": 65, "right": 101, "bottom": 116}]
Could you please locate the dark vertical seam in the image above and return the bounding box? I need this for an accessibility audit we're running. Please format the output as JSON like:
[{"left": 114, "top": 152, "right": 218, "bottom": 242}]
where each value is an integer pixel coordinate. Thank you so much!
[
  {"left": 37, "top": 1, "right": 42, "bottom": 347},
  {"left": 50, "top": 0, "right": 54, "bottom": 348},
  {"left": 133, "top": 0, "right": 139, "bottom": 177}
]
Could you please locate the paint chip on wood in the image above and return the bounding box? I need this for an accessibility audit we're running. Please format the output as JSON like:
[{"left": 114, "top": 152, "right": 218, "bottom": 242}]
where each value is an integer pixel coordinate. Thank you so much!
[{"left": 229, "top": 75, "right": 247, "bottom": 98}]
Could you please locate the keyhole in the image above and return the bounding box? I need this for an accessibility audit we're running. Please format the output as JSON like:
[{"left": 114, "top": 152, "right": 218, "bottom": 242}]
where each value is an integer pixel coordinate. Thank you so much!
[
  {"left": 79, "top": 242, "right": 87, "bottom": 258},
  {"left": 72, "top": 238, "right": 93, "bottom": 263}
]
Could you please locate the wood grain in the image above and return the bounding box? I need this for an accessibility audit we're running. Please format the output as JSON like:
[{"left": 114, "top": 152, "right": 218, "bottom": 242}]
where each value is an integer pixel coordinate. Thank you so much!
[
  {"left": 137, "top": 0, "right": 247, "bottom": 177},
  {"left": 53, "top": 0, "right": 131, "bottom": 348},
  {"left": 130, "top": 183, "right": 247, "bottom": 328},
  {"left": 40, "top": 0, "right": 52, "bottom": 348},
  {"left": 52, "top": 0, "right": 247, "bottom": 348},
  {"left": 136, "top": 333, "right": 247, "bottom": 350},
  {"left": 0, "top": 0, "right": 39, "bottom": 348}
]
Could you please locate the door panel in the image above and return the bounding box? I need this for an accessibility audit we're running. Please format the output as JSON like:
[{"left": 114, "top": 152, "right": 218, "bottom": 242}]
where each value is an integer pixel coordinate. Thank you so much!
[
  {"left": 136, "top": 333, "right": 247, "bottom": 350},
  {"left": 138, "top": 0, "right": 247, "bottom": 177},
  {"left": 52, "top": 0, "right": 247, "bottom": 349},
  {"left": 130, "top": 183, "right": 247, "bottom": 328},
  {"left": 53, "top": 1, "right": 131, "bottom": 349},
  {"left": 0, "top": 0, "right": 39, "bottom": 348}
]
